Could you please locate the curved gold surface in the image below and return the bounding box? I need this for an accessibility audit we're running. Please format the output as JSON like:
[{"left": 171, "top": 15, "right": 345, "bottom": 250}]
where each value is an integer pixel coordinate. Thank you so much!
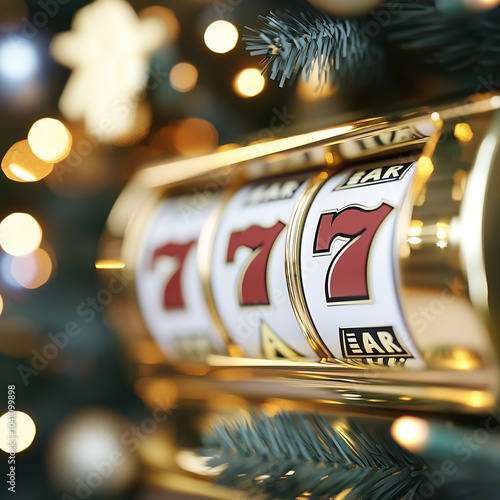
[
  {"left": 197, "top": 184, "right": 244, "bottom": 356},
  {"left": 285, "top": 170, "right": 336, "bottom": 360},
  {"left": 398, "top": 110, "right": 500, "bottom": 392},
  {"left": 98, "top": 92, "right": 500, "bottom": 416}
]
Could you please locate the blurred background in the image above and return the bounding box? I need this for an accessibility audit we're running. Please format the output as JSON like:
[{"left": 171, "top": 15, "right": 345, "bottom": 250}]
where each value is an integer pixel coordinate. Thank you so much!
[{"left": 0, "top": 0, "right": 497, "bottom": 498}]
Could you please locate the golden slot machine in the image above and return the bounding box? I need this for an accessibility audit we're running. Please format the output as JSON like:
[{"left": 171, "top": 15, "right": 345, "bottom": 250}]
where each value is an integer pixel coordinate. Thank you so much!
[{"left": 98, "top": 93, "right": 500, "bottom": 500}]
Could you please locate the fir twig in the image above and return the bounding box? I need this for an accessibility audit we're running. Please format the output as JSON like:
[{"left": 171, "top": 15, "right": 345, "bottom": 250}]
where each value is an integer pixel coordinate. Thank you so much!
[
  {"left": 201, "top": 411, "right": 426, "bottom": 500},
  {"left": 245, "top": 1, "right": 500, "bottom": 89},
  {"left": 384, "top": 1, "right": 500, "bottom": 72},
  {"left": 243, "top": 8, "right": 382, "bottom": 87}
]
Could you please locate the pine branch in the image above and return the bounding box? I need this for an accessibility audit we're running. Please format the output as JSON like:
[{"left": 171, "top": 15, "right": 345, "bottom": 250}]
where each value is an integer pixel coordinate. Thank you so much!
[
  {"left": 245, "top": 1, "right": 500, "bottom": 90},
  {"left": 243, "top": 8, "right": 382, "bottom": 88},
  {"left": 384, "top": 1, "right": 500, "bottom": 72},
  {"left": 201, "top": 411, "right": 426, "bottom": 500}
]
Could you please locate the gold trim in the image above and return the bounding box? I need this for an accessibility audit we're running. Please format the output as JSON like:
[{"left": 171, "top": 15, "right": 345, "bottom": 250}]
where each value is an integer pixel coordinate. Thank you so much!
[
  {"left": 198, "top": 184, "right": 244, "bottom": 356},
  {"left": 145, "top": 470, "right": 245, "bottom": 500},
  {"left": 98, "top": 93, "right": 500, "bottom": 416},
  {"left": 141, "top": 359, "right": 497, "bottom": 415},
  {"left": 286, "top": 170, "right": 335, "bottom": 359},
  {"left": 133, "top": 94, "right": 499, "bottom": 190},
  {"left": 98, "top": 185, "right": 168, "bottom": 364},
  {"left": 460, "top": 111, "right": 500, "bottom": 321}
]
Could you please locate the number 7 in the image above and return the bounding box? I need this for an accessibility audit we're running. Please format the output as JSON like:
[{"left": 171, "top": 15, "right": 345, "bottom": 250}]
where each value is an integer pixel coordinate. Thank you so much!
[
  {"left": 227, "top": 221, "right": 285, "bottom": 306},
  {"left": 313, "top": 203, "right": 393, "bottom": 303},
  {"left": 151, "top": 240, "right": 196, "bottom": 309}
]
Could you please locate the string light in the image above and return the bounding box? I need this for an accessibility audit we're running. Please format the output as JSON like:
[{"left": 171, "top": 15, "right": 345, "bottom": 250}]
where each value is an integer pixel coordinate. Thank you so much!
[
  {"left": 233, "top": 68, "right": 265, "bottom": 97},
  {"left": 204, "top": 20, "right": 239, "bottom": 54}
]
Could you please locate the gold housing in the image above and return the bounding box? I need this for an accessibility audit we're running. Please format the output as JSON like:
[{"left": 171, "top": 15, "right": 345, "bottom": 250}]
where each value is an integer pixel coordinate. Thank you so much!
[
  {"left": 98, "top": 94, "right": 500, "bottom": 497},
  {"left": 98, "top": 94, "right": 500, "bottom": 426}
]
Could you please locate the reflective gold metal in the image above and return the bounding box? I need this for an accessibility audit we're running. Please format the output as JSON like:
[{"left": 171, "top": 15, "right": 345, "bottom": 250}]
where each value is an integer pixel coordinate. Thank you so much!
[{"left": 99, "top": 94, "right": 500, "bottom": 496}]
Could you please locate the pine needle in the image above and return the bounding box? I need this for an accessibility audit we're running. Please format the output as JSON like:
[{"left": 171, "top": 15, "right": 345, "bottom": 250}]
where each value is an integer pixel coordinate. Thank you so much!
[
  {"left": 201, "top": 411, "right": 426, "bottom": 500},
  {"left": 384, "top": 1, "right": 500, "bottom": 72},
  {"left": 244, "top": 8, "right": 382, "bottom": 88},
  {"left": 245, "top": 1, "right": 500, "bottom": 89}
]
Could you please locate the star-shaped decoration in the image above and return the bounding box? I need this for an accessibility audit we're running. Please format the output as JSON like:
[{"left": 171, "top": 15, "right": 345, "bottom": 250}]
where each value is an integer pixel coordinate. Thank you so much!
[{"left": 50, "top": 0, "right": 166, "bottom": 143}]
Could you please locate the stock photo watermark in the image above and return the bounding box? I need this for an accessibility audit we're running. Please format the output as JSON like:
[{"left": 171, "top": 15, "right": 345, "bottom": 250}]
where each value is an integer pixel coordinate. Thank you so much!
[{"left": 17, "top": 269, "right": 132, "bottom": 386}]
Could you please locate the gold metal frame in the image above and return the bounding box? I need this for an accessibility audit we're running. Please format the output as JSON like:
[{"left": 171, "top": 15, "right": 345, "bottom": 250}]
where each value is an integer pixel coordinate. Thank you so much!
[{"left": 98, "top": 92, "right": 500, "bottom": 417}]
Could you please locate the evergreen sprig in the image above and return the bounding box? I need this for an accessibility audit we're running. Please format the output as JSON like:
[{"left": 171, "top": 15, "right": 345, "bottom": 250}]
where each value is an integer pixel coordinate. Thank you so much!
[
  {"left": 384, "top": 1, "right": 500, "bottom": 72},
  {"left": 245, "top": 1, "right": 500, "bottom": 89},
  {"left": 201, "top": 411, "right": 426, "bottom": 500},
  {"left": 243, "top": 8, "right": 382, "bottom": 87}
]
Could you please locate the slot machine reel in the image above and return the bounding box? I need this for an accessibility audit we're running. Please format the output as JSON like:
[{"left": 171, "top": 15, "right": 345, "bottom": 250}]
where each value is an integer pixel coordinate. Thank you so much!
[{"left": 99, "top": 93, "right": 500, "bottom": 416}]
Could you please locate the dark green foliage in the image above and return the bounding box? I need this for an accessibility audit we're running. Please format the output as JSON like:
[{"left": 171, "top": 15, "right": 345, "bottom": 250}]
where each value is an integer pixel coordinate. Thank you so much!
[
  {"left": 384, "top": 1, "right": 500, "bottom": 72},
  {"left": 243, "top": 8, "right": 383, "bottom": 87},
  {"left": 245, "top": 0, "right": 500, "bottom": 89},
  {"left": 201, "top": 411, "right": 426, "bottom": 500}
]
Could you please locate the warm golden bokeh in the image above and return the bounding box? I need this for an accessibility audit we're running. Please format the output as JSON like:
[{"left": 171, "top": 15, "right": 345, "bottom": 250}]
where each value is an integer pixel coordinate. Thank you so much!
[
  {"left": 1, "top": 140, "right": 53, "bottom": 182},
  {"left": 28, "top": 118, "right": 72, "bottom": 163},
  {"left": 173, "top": 118, "right": 218, "bottom": 156},
  {"left": 169, "top": 62, "right": 198, "bottom": 93},
  {"left": 390, "top": 416, "right": 429, "bottom": 453},
  {"left": 11, "top": 248, "right": 52, "bottom": 289},
  {"left": 454, "top": 122, "right": 473, "bottom": 143},
  {"left": 233, "top": 68, "right": 265, "bottom": 97},
  {"left": 0, "top": 213, "right": 42, "bottom": 256},
  {"left": 0, "top": 411, "right": 37, "bottom": 454},
  {"left": 204, "top": 20, "right": 238, "bottom": 54},
  {"left": 95, "top": 259, "right": 126, "bottom": 269},
  {"left": 139, "top": 5, "right": 180, "bottom": 43}
]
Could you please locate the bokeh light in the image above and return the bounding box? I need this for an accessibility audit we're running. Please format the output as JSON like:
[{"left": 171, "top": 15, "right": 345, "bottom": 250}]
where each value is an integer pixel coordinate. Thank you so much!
[
  {"left": 0, "top": 294, "right": 3, "bottom": 316},
  {"left": 28, "top": 118, "right": 72, "bottom": 162},
  {"left": 11, "top": 248, "right": 52, "bottom": 289},
  {"left": 296, "top": 65, "right": 338, "bottom": 102},
  {"left": 2, "top": 140, "right": 53, "bottom": 182},
  {"left": 204, "top": 20, "right": 238, "bottom": 54},
  {"left": 169, "top": 62, "right": 198, "bottom": 93},
  {"left": 390, "top": 416, "right": 429, "bottom": 453},
  {"left": 0, "top": 411, "right": 36, "bottom": 453},
  {"left": 465, "top": 0, "right": 500, "bottom": 11},
  {"left": 454, "top": 122, "right": 473, "bottom": 143},
  {"left": 233, "top": 68, "right": 265, "bottom": 97},
  {"left": 95, "top": 260, "right": 126, "bottom": 270},
  {"left": 0, "top": 213, "right": 42, "bottom": 256},
  {"left": 139, "top": 5, "right": 180, "bottom": 43},
  {"left": 173, "top": 118, "right": 219, "bottom": 156},
  {"left": 0, "top": 37, "right": 38, "bottom": 83},
  {"left": 1, "top": 255, "right": 22, "bottom": 289}
]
